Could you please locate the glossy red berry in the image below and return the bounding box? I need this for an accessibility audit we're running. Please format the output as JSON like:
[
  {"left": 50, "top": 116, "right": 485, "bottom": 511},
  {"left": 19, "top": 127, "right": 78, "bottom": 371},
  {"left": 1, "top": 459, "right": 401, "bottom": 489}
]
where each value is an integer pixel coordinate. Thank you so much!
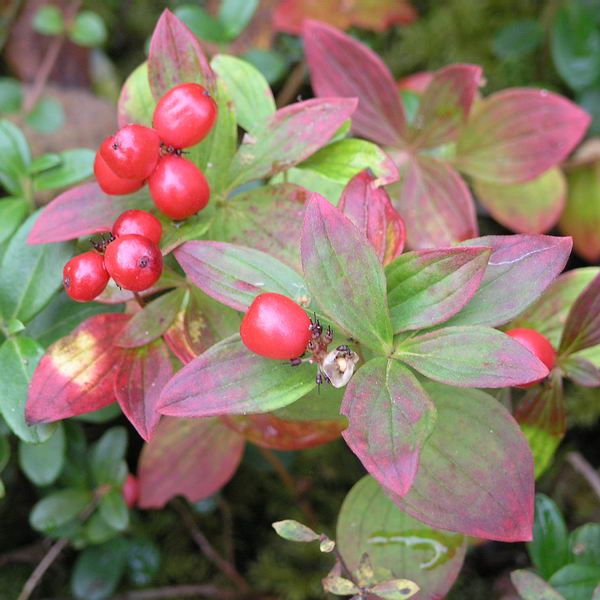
[
  {"left": 63, "top": 251, "right": 110, "bottom": 302},
  {"left": 99, "top": 124, "right": 160, "bottom": 180},
  {"left": 104, "top": 234, "right": 163, "bottom": 292},
  {"left": 112, "top": 210, "right": 163, "bottom": 245},
  {"left": 506, "top": 328, "right": 556, "bottom": 388},
  {"left": 122, "top": 473, "right": 139, "bottom": 508},
  {"left": 240, "top": 293, "right": 312, "bottom": 360},
  {"left": 153, "top": 83, "right": 217, "bottom": 149},
  {"left": 94, "top": 152, "right": 144, "bottom": 196},
  {"left": 148, "top": 155, "right": 210, "bottom": 220}
]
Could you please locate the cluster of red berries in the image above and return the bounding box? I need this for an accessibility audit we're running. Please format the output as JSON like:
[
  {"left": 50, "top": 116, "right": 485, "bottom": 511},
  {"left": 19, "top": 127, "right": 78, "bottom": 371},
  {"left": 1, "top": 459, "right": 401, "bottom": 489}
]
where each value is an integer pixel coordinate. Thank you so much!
[
  {"left": 94, "top": 83, "right": 217, "bottom": 220},
  {"left": 63, "top": 210, "right": 163, "bottom": 302}
]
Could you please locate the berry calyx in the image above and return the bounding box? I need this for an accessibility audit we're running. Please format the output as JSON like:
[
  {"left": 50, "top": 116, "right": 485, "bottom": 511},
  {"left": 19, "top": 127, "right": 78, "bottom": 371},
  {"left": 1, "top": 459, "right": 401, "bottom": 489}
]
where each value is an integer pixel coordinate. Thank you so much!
[
  {"left": 112, "top": 209, "right": 163, "bottom": 245},
  {"left": 240, "top": 293, "right": 312, "bottom": 360},
  {"left": 506, "top": 328, "right": 556, "bottom": 388},
  {"left": 122, "top": 473, "right": 139, "bottom": 508},
  {"left": 63, "top": 251, "right": 110, "bottom": 302},
  {"left": 153, "top": 83, "right": 217, "bottom": 149},
  {"left": 148, "top": 155, "right": 210, "bottom": 220},
  {"left": 94, "top": 152, "right": 144, "bottom": 196},
  {"left": 99, "top": 124, "right": 161, "bottom": 180},
  {"left": 104, "top": 234, "right": 163, "bottom": 292}
]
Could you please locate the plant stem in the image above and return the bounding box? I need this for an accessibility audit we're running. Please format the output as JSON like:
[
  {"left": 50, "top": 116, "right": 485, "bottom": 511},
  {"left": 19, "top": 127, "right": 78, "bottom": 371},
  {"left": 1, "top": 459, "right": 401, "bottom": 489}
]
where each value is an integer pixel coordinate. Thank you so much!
[
  {"left": 133, "top": 292, "right": 146, "bottom": 308},
  {"left": 566, "top": 451, "right": 600, "bottom": 501},
  {"left": 276, "top": 61, "right": 306, "bottom": 108}
]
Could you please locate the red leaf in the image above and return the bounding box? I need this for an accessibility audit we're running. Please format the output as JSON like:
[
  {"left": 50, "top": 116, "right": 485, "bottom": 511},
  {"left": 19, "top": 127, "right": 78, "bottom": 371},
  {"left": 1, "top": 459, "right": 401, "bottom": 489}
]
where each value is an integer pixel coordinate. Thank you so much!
[
  {"left": 391, "top": 155, "right": 478, "bottom": 249},
  {"left": 114, "top": 341, "right": 174, "bottom": 442},
  {"left": 220, "top": 413, "right": 345, "bottom": 450},
  {"left": 408, "top": 64, "right": 482, "bottom": 150},
  {"left": 274, "top": 0, "right": 416, "bottom": 34},
  {"left": 456, "top": 89, "right": 591, "bottom": 184},
  {"left": 397, "top": 71, "right": 434, "bottom": 94},
  {"left": 25, "top": 314, "right": 130, "bottom": 424},
  {"left": 27, "top": 184, "right": 151, "bottom": 245},
  {"left": 303, "top": 20, "right": 406, "bottom": 146},
  {"left": 148, "top": 10, "right": 215, "bottom": 100},
  {"left": 137, "top": 416, "right": 244, "bottom": 509},
  {"left": 338, "top": 169, "right": 405, "bottom": 265}
]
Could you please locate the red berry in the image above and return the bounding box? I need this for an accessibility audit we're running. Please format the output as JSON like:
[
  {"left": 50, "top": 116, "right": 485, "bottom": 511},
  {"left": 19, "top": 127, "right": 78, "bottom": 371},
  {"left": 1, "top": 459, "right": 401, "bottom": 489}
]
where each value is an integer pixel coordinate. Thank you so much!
[
  {"left": 99, "top": 124, "right": 160, "bottom": 180},
  {"left": 94, "top": 152, "right": 144, "bottom": 196},
  {"left": 506, "top": 328, "right": 556, "bottom": 388},
  {"left": 104, "top": 234, "right": 163, "bottom": 292},
  {"left": 240, "top": 293, "right": 312, "bottom": 360},
  {"left": 63, "top": 251, "right": 109, "bottom": 302},
  {"left": 148, "top": 155, "right": 210, "bottom": 220},
  {"left": 112, "top": 210, "right": 163, "bottom": 245},
  {"left": 122, "top": 473, "right": 139, "bottom": 508},
  {"left": 153, "top": 83, "right": 217, "bottom": 149}
]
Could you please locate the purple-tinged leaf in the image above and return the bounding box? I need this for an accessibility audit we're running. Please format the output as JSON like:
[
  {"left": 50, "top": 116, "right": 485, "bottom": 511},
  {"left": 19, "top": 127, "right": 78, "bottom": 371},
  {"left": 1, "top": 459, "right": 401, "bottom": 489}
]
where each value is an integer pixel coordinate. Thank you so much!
[
  {"left": 386, "top": 247, "right": 490, "bottom": 332},
  {"left": 337, "top": 475, "right": 467, "bottom": 599},
  {"left": 473, "top": 168, "right": 566, "bottom": 234},
  {"left": 27, "top": 184, "right": 151, "bottom": 245},
  {"left": 341, "top": 358, "right": 436, "bottom": 497},
  {"left": 301, "top": 194, "right": 393, "bottom": 353},
  {"left": 456, "top": 89, "right": 590, "bottom": 184},
  {"left": 117, "top": 62, "right": 154, "bottom": 128},
  {"left": 137, "top": 416, "right": 244, "bottom": 509},
  {"left": 174, "top": 241, "right": 308, "bottom": 313},
  {"left": 511, "top": 570, "right": 566, "bottom": 600},
  {"left": 407, "top": 64, "right": 482, "bottom": 150},
  {"left": 560, "top": 272, "right": 600, "bottom": 355},
  {"left": 303, "top": 20, "right": 406, "bottom": 146},
  {"left": 561, "top": 355, "right": 600, "bottom": 387},
  {"left": 226, "top": 97, "right": 358, "bottom": 189},
  {"left": 390, "top": 156, "right": 478, "bottom": 249},
  {"left": 395, "top": 326, "right": 549, "bottom": 388},
  {"left": 386, "top": 383, "right": 535, "bottom": 542},
  {"left": 114, "top": 341, "right": 173, "bottom": 442},
  {"left": 147, "top": 9, "right": 215, "bottom": 101},
  {"left": 446, "top": 235, "right": 573, "bottom": 327},
  {"left": 158, "top": 336, "right": 316, "bottom": 417},
  {"left": 338, "top": 169, "right": 405, "bottom": 266},
  {"left": 117, "top": 289, "right": 186, "bottom": 348}
]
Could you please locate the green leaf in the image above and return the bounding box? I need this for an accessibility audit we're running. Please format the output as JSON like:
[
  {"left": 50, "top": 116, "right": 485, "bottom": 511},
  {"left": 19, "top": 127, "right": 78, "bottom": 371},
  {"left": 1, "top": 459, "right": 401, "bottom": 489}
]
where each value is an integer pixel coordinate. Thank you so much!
[
  {"left": 0, "top": 197, "right": 27, "bottom": 245},
  {"left": 18, "top": 421, "right": 65, "bottom": 486},
  {"left": 25, "top": 97, "right": 65, "bottom": 134},
  {"left": 30, "top": 488, "right": 92, "bottom": 532},
  {"left": 69, "top": 10, "right": 107, "bottom": 47},
  {"left": 0, "top": 77, "right": 23, "bottom": 113},
  {"left": 242, "top": 49, "right": 287, "bottom": 85},
  {"left": 0, "top": 119, "right": 31, "bottom": 195},
  {"left": 527, "top": 494, "right": 570, "bottom": 580},
  {"left": 0, "top": 337, "right": 54, "bottom": 443},
  {"left": 33, "top": 148, "right": 95, "bottom": 190},
  {"left": 90, "top": 427, "right": 128, "bottom": 486},
  {"left": 212, "top": 54, "right": 276, "bottom": 132},
  {"left": 83, "top": 511, "right": 120, "bottom": 545},
  {"left": 117, "top": 62, "right": 155, "bottom": 128},
  {"left": 0, "top": 212, "right": 74, "bottom": 323},
  {"left": 301, "top": 194, "right": 393, "bottom": 353},
  {"left": 272, "top": 519, "right": 319, "bottom": 542},
  {"left": 173, "top": 5, "right": 228, "bottom": 43},
  {"left": 370, "top": 579, "right": 420, "bottom": 599},
  {"left": 126, "top": 538, "right": 161, "bottom": 586},
  {"left": 218, "top": 0, "right": 259, "bottom": 40},
  {"left": 492, "top": 19, "right": 544, "bottom": 60},
  {"left": 549, "top": 564, "right": 600, "bottom": 600},
  {"left": 28, "top": 152, "right": 62, "bottom": 175},
  {"left": 570, "top": 524, "right": 600, "bottom": 567},
  {"left": 0, "top": 435, "right": 9, "bottom": 472},
  {"left": 273, "top": 383, "right": 344, "bottom": 422},
  {"left": 32, "top": 4, "right": 64, "bottom": 35},
  {"left": 511, "top": 570, "right": 566, "bottom": 600},
  {"left": 99, "top": 489, "right": 129, "bottom": 531},
  {"left": 322, "top": 576, "right": 360, "bottom": 595}
]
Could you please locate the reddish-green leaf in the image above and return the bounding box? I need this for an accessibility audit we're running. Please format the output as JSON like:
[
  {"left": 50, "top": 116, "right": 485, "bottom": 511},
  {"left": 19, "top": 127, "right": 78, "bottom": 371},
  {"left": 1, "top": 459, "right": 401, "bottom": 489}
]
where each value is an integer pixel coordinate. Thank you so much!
[
  {"left": 27, "top": 183, "right": 151, "bottom": 245},
  {"left": 561, "top": 355, "right": 600, "bottom": 387},
  {"left": 117, "top": 289, "right": 186, "bottom": 348},
  {"left": 391, "top": 156, "right": 478, "bottom": 249},
  {"left": 114, "top": 341, "right": 173, "bottom": 442},
  {"left": 395, "top": 326, "right": 548, "bottom": 388},
  {"left": 386, "top": 247, "right": 490, "bottom": 332},
  {"left": 337, "top": 476, "right": 467, "bottom": 599},
  {"left": 25, "top": 314, "right": 130, "bottom": 424},
  {"left": 137, "top": 416, "right": 244, "bottom": 509},
  {"left": 174, "top": 241, "right": 308, "bottom": 313},
  {"left": 511, "top": 570, "right": 566, "bottom": 600},
  {"left": 117, "top": 62, "right": 154, "bottom": 128},
  {"left": 301, "top": 194, "right": 393, "bottom": 353},
  {"left": 447, "top": 235, "right": 573, "bottom": 327},
  {"left": 158, "top": 336, "right": 316, "bottom": 417},
  {"left": 456, "top": 89, "right": 590, "bottom": 184},
  {"left": 338, "top": 169, "right": 405, "bottom": 266},
  {"left": 473, "top": 167, "right": 566, "bottom": 234},
  {"left": 386, "top": 383, "right": 534, "bottom": 541},
  {"left": 341, "top": 358, "right": 436, "bottom": 497},
  {"left": 303, "top": 20, "right": 406, "bottom": 146},
  {"left": 226, "top": 97, "right": 357, "bottom": 189},
  {"left": 408, "top": 64, "right": 482, "bottom": 150},
  {"left": 147, "top": 9, "right": 215, "bottom": 101}
]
